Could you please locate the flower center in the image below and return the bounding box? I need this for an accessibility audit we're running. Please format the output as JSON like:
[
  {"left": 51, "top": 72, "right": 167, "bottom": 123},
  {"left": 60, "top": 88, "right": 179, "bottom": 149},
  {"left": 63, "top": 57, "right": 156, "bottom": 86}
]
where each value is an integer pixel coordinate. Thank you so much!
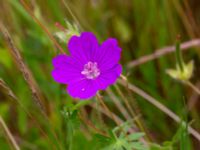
[{"left": 81, "top": 61, "right": 100, "bottom": 79}]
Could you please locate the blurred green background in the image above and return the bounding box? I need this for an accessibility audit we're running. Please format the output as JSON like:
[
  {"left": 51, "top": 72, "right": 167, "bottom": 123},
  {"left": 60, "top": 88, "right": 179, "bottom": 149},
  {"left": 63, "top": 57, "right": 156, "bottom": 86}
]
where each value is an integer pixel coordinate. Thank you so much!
[{"left": 1, "top": 0, "right": 200, "bottom": 149}]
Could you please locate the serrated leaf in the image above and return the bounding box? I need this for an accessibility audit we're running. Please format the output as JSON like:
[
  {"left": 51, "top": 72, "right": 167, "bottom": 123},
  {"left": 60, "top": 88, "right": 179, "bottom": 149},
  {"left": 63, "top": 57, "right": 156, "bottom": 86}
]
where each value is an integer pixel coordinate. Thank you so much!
[
  {"left": 131, "top": 142, "right": 148, "bottom": 150},
  {"left": 127, "top": 132, "right": 145, "bottom": 141},
  {"left": 94, "top": 134, "right": 113, "bottom": 145}
]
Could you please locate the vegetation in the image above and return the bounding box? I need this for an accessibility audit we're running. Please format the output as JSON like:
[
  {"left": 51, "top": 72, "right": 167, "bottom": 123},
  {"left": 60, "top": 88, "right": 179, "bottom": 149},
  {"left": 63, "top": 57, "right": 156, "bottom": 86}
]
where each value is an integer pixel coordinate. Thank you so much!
[{"left": 1, "top": 0, "right": 200, "bottom": 149}]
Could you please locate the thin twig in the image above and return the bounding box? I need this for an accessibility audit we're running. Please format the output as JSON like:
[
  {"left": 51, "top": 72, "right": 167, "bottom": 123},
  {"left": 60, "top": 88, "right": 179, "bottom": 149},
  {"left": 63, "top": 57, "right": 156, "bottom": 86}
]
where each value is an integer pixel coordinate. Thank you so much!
[
  {"left": 0, "top": 24, "right": 46, "bottom": 115},
  {"left": 106, "top": 88, "right": 131, "bottom": 120},
  {"left": 114, "top": 84, "right": 136, "bottom": 119},
  {"left": 89, "top": 102, "right": 147, "bottom": 145},
  {"left": 61, "top": 0, "right": 83, "bottom": 31},
  {"left": 14, "top": 136, "right": 38, "bottom": 150},
  {"left": 185, "top": 81, "right": 200, "bottom": 96},
  {"left": 95, "top": 96, "right": 108, "bottom": 130},
  {"left": 0, "top": 24, "right": 63, "bottom": 150},
  {"left": 0, "top": 116, "right": 20, "bottom": 150},
  {"left": 0, "top": 79, "right": 18, "bottom": 101},
  {"left": 95, "top": 93, "right": 145, "bottom": 143},
  {"left": 19, "top": 0, "right": 65, "bottom": 54},
  {"left": 118, "top": 78, "right": 200, "bottom": 142},
  {"left": 96, "top": 93, "right": 120, "bottom": 126},
  {"left": 69, "top": 95, "right": 146, "bottom": 143},
  {"left": 0, "top": 78, "right": 58, "bottom": 149},
  {"left": 127, "top": 39, "right": 200, "bottom": 68},
  {"left": 90, "top": 102, "right": 136, "bottom": 132},
  {"left": 118, "top": 75, "right": 152, "bottom": 141},
  {"left": 188, "top": 81, "right": 200, "bottom": 110},
  {"left": 78, "top": 113, "right": 107, "bottom": 136},
  {"left": 114, "top": 84, "right": 148, "bottom": 140}
]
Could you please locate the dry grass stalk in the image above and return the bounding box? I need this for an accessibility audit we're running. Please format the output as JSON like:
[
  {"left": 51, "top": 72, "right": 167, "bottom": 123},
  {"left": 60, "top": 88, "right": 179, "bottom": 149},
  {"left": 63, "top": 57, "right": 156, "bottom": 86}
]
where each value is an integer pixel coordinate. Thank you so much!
[
  {"left": 0, "top": 79, "right": 18, "bottom": 101},
  {"left": 118, "top": 78, "right": 200, "bottom": 142},
  {"left": 127, "top": 39, "right": 200, "bottom": 68},
  {"left": 19, "top": 0, "right": 65, "bottom": 54},
  {"left": 96, "top": 93, "right": 121, "bottom": 126},
  {"left": 0, "top": 24, "right": 64, "bottom": 149},
  {"left": 188, "top": 82, "right": 200, "bottom": 110},
  {"left": 60, "top": 0, "right": 83, "bottom": 31},
  {"left": 113, "top": 84, "right": 150, "bottom": 141},
  {"left": 0, "top": 116, "right": 20, "bottom": 150},
  {"left": 78, "top": 113, "right": 107, "bottom": 137},
  {"left": 106, "top": 88, "right": 131, "bottom": 120},
  {"left": 185, "top": 81, "right": 200, "bottom": 96},
  {"left": 0, "top": 78, "right": 58, "bottom": 149},
  {"left": 0, "top": 23, "right": 47, "bottom": 115},
  {"left": 89, "top": 102, "right": 147, "bottom": 144}
]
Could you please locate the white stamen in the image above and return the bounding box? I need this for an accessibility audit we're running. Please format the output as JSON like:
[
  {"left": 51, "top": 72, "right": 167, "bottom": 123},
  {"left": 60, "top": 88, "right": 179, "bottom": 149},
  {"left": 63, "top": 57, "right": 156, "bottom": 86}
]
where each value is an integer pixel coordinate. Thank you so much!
[{"left": 81, "top": 61, "right": 100, "bottom": 79}]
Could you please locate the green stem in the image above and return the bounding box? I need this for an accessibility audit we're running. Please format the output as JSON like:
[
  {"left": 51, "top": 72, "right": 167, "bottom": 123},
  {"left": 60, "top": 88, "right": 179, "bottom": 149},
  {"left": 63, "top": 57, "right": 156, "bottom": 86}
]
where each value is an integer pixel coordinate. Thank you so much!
[{"left": 175, "top": 39, "right": 184, "bottom": 72}]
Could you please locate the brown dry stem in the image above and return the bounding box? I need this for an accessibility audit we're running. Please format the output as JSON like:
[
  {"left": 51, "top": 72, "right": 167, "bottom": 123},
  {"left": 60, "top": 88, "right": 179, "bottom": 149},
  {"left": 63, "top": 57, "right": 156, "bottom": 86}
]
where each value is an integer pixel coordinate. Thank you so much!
[
  {"left": 127, "top": 39, "right": 200, "bottom": 68},
  {"left": 118, "top": 78, "right": 200, "bottom": 142}
]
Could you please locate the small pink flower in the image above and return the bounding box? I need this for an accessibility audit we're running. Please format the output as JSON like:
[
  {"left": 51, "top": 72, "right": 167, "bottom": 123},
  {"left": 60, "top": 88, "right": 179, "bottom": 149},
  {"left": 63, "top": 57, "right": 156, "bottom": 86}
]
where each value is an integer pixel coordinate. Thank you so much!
[{"left": 52, "top": 32, "right": 122, "bottom": 99}]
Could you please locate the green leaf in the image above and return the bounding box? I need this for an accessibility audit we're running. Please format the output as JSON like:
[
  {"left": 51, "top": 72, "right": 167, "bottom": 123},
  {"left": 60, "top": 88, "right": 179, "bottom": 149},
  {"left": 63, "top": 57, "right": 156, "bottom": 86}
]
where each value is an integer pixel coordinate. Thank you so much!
[
  {"left": 94, "top": 134, "right": 113, "bottom": 145},
  {"left": 127, "top": 133, "right": 145, "bottom": 141},
  {"left": 149, "top": 143, "right": 172, "bottom": 150},
  {"left": 131, "top": 142, "right": 148, "bottom": 150},
  {"left": 0, "top": 49, "right": 12, "bottom": 68}
]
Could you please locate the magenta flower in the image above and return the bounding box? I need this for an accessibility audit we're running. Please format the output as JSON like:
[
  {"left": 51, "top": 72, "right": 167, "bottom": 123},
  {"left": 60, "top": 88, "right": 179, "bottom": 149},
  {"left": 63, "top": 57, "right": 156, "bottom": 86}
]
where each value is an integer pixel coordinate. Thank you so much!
[{"left": 52, "top": 32, "right": 122, "bottom": 99}]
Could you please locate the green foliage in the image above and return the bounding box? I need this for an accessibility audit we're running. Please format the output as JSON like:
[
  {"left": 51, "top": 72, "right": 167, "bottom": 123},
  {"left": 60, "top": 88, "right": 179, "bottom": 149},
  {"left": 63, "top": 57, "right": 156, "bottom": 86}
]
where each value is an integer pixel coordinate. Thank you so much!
[
  {"left": 166, "top": 40, "right": 194, "bottom": 81},
  {"left": 149, "top": 121, "right": 192, "bottom": 150},
  {"left": 55, "top": 20, "right": 80, "bottom": 43},
  {"left": 96, "top": 121, "right": 147, "bottom": 150},
  {"left": 61, "top": 106, "right": 81, "bottom": 149},
  {"left": 0, "top": 0, "right": 199, "bottom": 149},
  {"left": 112, "top": 17, "right": 132, "bottom": 42}
]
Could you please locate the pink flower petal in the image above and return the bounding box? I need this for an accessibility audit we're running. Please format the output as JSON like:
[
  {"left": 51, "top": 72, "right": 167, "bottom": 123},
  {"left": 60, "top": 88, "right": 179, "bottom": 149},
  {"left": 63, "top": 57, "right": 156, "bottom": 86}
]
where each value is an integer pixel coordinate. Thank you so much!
[
  {"left": 95, "top": 64, "right": 122, "bottom": 90},
  {"left": 52, "top": 54, "right": 83, "bottom": 84},
  {"left": 94, "top": 38, "right": 121, "bottom": 71},
  {"left": 68, "top": 32, "right": 99, "bottom": 63},
  {"left": 52, "top": 32, "right": 122, "bottom": 99},
  {"left": 67, "top": 79, "right": 98, "bottom": 99}
]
